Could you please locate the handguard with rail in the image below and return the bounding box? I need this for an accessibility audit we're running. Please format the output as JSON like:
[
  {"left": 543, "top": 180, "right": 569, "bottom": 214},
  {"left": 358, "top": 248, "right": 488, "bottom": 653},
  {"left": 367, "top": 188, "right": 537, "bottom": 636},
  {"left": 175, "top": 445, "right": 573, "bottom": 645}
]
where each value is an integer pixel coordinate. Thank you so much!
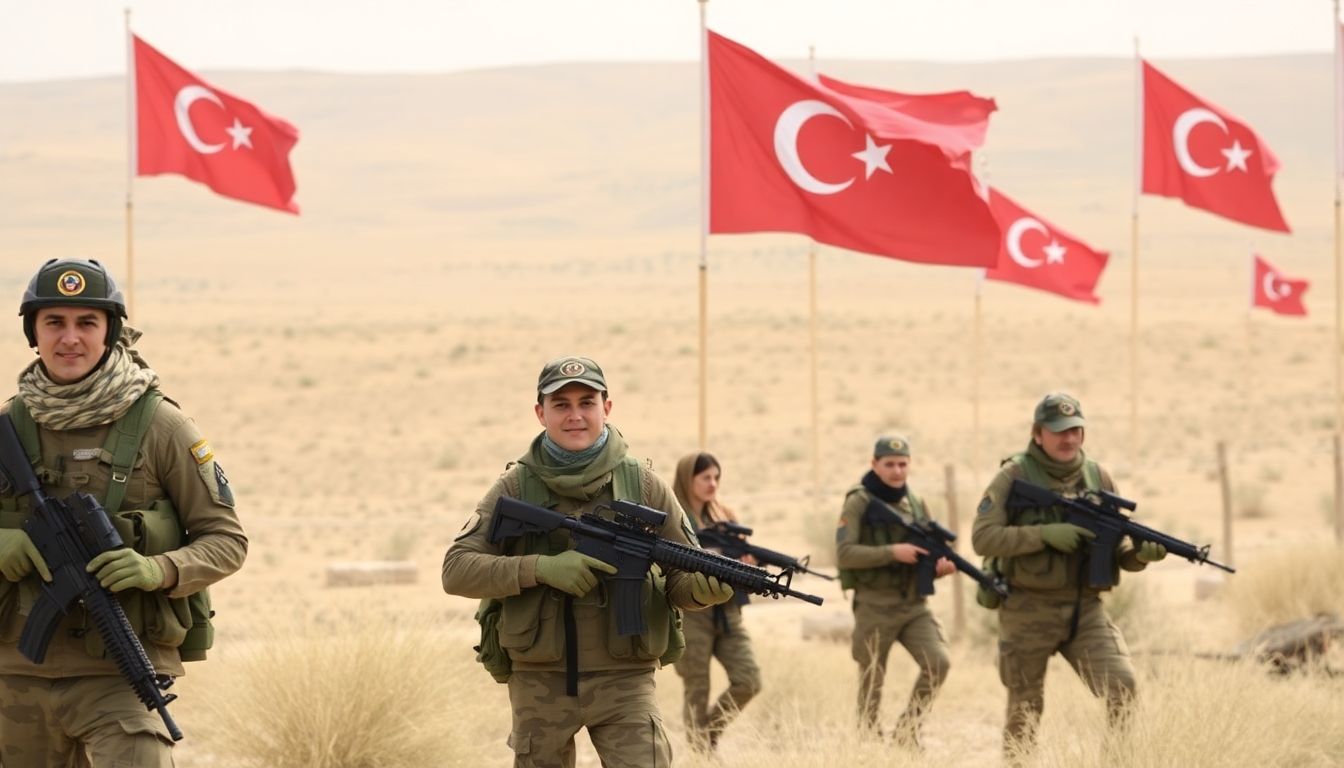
[
  {"left": 489, "top": 496, "right": 824, "bottom": 637},
  {"left": 695, "top": 520, "right": 835, "bottom": 581},
  {"left": 1006, "top": 478, "right": 1235, "bottom": 588}
]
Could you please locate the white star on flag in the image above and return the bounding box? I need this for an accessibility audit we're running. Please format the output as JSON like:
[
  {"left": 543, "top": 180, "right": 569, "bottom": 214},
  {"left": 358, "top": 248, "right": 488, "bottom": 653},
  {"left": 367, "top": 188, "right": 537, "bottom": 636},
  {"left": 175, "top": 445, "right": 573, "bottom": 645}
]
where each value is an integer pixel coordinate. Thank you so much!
[
  {"left": 1221, "top": 140, "right": 1252, "bottom": 173},
  {"left": 225, "top": 118, "right": 253, "bottom": 150},
  {"left": 1043, "top": 240, "right": 1067, "bottom": 264},
  {"left": 851, "top": 134, "right": 892, "bottom": 180}
]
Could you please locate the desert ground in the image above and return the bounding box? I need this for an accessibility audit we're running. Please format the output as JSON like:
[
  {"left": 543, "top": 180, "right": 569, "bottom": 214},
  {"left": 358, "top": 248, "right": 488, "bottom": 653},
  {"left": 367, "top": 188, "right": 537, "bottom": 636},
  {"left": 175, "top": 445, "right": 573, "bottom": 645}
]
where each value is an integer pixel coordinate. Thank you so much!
[{"left": 1, "top": 51, "right": 1342, "bottom": 766}]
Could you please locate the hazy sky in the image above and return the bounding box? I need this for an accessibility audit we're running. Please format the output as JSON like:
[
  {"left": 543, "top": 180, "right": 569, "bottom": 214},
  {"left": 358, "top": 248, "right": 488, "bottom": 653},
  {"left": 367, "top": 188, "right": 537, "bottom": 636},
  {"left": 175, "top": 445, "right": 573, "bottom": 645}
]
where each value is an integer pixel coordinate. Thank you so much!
[{"left": 1, "top": 1, "right": 1336, "bottom": 83}]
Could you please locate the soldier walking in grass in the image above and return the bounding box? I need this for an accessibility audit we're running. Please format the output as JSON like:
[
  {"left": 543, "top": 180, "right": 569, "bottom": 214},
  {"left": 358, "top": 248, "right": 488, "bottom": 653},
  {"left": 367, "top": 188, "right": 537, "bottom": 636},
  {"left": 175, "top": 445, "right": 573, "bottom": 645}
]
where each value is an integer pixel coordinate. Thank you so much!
[
  {"left": 836, "top": 435, "right": 954, "bottom": 749},
  {"left": 971, "top": 392, "right": 1167, "bottom": 757},
  {"left": 442, "top": 355, "right": 734, "bottom": 768},
  {"left": 670, "top": 451, "right": 762, "bottom": 753},
  {"left": 0, "top": 259, "right": 247, "bottom": 766}
]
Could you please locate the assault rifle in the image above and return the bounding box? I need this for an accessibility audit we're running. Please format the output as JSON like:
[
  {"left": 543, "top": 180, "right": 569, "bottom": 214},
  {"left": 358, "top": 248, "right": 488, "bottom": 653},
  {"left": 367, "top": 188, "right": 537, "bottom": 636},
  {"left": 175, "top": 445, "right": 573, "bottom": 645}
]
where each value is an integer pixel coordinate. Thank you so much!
[
  {"left": 0, "top": 416, "right": 183, "bottom": 742},
  {"left": 490, "top": 497, "right": 824, "bottom": 636},
  {"left": 1006, "top": 478, "right": 1236, "bottom": 588},
  {"left": 864, "top": 500, "right": 1010, "bottom": 599},
  {"left": 696, "top": 521, "right": 835, "bottom": 581}
]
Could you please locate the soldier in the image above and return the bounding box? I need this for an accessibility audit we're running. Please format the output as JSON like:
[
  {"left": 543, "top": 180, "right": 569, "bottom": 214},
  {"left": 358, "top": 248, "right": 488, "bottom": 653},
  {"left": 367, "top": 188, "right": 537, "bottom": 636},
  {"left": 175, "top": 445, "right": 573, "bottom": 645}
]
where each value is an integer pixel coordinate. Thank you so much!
[
  {"left": 0, "top": 258, "right": 247, "bottom": 766},
  {"left": 971, "top": 392, "right": 1166, "bottom": 756},
  {"left": 441, "top": 355, "right": 734, "bottom": 768},
  {"left": 670, "top": 452, "right": 762, "bottom": 752},
  {"left": 836, "top": 435, "right": 953, "bottom": 747}
]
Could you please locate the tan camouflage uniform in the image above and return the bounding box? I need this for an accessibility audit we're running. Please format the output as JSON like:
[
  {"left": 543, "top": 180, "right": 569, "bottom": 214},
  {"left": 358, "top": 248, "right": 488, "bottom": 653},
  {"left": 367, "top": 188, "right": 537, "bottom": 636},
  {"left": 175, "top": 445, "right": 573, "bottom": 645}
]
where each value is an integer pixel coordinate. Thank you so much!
[
  {"left": 0, "top": 400, "right": 246, "bottom": 767},
  {"left": 973, "top": 438, "right": 1147, "bottom": 754},
  {"left": 837, "top": 484, "right": 950, "bottom": 739},
  {"left": 442, "top": 455, "right": 703, "bottom": 768}
]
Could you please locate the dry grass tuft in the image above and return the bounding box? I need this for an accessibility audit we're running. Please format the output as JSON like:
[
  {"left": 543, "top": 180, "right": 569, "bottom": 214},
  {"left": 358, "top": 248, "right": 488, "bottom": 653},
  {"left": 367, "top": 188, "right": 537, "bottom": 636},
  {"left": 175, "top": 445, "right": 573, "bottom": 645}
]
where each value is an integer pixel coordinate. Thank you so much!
[
  {"left": 197, "top": 619, "right": 475, "bottom": 768},
  {"left": 1223, "top": 542, "right": 1344, "bottom": 635}
]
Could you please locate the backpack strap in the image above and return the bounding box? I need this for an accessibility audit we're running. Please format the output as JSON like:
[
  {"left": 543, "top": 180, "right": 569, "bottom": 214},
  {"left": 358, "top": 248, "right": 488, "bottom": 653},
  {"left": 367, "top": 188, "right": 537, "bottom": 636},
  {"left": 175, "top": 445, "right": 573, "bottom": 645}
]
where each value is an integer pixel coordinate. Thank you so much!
[
  {"left": 100, "top": 390, "right": 164, "bottom": 515},
  {"left": 6, "top": 398, "right": 42, "bottom": 469},
  {"left": 1082, "top": 459, "right": 1102, "bottom": 492},
  {"left": 610, "top": 456, "right": 643, "bottom": 504}
]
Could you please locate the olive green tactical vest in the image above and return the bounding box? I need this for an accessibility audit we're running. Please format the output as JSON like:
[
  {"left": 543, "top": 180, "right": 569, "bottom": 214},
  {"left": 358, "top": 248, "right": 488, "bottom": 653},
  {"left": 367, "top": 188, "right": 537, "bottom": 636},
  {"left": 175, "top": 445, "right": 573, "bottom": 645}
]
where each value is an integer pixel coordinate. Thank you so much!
[
  {"left": 837, "top": 486, "right": 928, "bottom": 593},
  {"left": 473, "top": 457, "right": 685, "bottom": 683},
  {"left": 993, "top": 451, "right": 1107, "bottom": 592},
  {"left": 1, "top": 390, "right": 214, "bottom": 661}
]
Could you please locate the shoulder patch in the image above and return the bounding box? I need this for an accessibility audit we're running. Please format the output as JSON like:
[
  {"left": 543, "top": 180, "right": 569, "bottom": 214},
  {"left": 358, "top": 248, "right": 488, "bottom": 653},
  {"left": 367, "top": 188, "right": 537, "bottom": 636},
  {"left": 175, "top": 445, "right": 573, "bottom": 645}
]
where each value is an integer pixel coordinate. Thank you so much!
[
  {"left": 197, "top": 459, "right": 235, "bottom": 508},
  {"left": 455, "top": 511, "right": 482, "bottom": 541},
  {"left": 977, "top": 496, "right": 993, "bottom": 516},
  {"left": 190, "top": 439, "right": 214, "bottom": 465}
]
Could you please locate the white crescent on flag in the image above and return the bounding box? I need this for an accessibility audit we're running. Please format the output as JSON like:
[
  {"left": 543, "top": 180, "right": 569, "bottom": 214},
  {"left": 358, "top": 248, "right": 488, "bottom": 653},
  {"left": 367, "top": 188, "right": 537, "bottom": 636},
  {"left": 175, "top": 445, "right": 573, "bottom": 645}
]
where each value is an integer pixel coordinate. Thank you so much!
[
  {"left": 1005, "top": 216, "right": 1048, "bottom": 268},
  {"left": 1172, "top": 108, "right": 1226, "bottom": 178},
  {"left": 174, "top": 85, "right": 226, "bottom": 155},
  {"left": 1263, "top": 271, "right": 1288, "bottom": 301},
  {"left": 774, "top": 100, "right": 855, "bottom": 195}
]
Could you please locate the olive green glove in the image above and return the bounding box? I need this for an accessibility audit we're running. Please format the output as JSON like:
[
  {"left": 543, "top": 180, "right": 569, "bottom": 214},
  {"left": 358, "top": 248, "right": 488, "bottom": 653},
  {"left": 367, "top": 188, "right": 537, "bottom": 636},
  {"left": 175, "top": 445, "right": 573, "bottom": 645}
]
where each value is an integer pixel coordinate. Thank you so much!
[
  {"left": 0, "top": 529, "right": 51, "bottom": 582},
  {"left": 1135, "top": 541, "right": 1168, "bottom": 563},
  {"left": 87, "top": 548, "right": 164, "bottom": 593},
  {"left": 535, "top": 550, "right": 616, "bottom": 597},
  {"left": 690, "top": 573, "right": 734, "bottom": 607},
  {"left": 1039, "top": 523, "right": 1096, "bottom": 554}
]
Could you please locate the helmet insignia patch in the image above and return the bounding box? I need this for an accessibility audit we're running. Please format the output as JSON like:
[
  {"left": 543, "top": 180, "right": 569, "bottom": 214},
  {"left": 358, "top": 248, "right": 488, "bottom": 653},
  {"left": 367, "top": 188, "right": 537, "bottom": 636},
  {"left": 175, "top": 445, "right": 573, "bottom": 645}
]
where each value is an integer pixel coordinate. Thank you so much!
[{"left": 56, "top": 270, "right": 86, "bottom": 297}]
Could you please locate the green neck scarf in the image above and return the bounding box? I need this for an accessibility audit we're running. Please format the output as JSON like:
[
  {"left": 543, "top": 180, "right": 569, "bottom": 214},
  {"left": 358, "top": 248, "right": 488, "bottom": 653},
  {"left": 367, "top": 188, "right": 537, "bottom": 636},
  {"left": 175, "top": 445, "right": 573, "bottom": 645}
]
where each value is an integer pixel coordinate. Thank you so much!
[
  {"left": 517, "top": 426, "right": 630, "bottom": 502},
  {"left": 1026, "top": 441, "right": 1086, "bottom": 482}
]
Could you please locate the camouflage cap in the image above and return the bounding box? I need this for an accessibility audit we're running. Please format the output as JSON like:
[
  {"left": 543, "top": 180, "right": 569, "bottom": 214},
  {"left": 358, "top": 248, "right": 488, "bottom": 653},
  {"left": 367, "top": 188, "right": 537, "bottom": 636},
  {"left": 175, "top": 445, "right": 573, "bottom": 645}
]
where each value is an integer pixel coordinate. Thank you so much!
[
  {"left": 873, "top": 434, "right": 912, "bottom": 458},
  {"left": 537, "top": 355, "right": 607, "bottom": 395},
  {"left": 1034, "top": 392, "right": 1086, "bottom": 432}
]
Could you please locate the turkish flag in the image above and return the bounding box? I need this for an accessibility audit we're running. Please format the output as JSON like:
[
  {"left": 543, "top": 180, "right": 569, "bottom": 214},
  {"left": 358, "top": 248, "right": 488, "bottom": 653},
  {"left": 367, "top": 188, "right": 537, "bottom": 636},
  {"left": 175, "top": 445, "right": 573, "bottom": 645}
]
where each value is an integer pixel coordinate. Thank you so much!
[
  {"left": 815, "top": 73, "right": 996, "bottom": 169},
  {"left": 1141, "top": 60, "right": 1287, "bottom": 232},
  {"left": 709, "top": 31, "right": 1000, "bottom": 267},
  {"left": 1252, "top": 254, "right": 1308, "bottom": 316},
  {"left": 134, "top": 35, "right": 300, "bottom": 214},
  {"left": 983, "top": 189, "right": 1109, "bottom": 304}
]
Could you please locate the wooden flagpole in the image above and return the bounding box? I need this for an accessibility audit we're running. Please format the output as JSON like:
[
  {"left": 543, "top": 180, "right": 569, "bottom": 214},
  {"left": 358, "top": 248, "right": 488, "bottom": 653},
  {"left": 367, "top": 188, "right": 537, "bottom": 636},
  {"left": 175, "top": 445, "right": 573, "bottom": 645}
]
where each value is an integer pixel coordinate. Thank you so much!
[
  {"left": 697, "top": 0, "right": 710, "bottom": 449},
  {"left": 125, "top": 8, "right": 136, "bottom": 323},
  {"left": 807, "top": 46, "right": 821, "bottom": 509},
  {"left": 1129, "top": 37, "right": 1142, "bottom": 478},
  {"left": 1332, "top": 0, "right": 1343, "bottom": 538}
]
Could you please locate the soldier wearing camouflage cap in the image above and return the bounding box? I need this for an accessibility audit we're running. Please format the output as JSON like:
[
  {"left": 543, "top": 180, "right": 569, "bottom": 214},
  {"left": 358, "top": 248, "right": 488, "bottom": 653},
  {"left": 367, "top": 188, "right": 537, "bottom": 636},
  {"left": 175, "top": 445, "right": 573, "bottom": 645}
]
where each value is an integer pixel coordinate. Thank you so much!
[
  {"left": 971, "top": 392, "right": 1166, "bottom": 757},
  {"left": 835, "top": 434, "right": 954, "bottom": 748},
  {"left": 442, "top": 355, "right": 734, "bottom": 768},
  {"left": 0, "top": 259, "right": 246, "bottom": 766}
]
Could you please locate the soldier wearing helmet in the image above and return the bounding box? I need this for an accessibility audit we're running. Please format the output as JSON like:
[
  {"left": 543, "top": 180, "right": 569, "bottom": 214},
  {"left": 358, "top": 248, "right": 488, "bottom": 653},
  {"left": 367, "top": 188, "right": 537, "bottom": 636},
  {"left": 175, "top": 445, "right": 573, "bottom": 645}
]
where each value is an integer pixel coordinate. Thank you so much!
[
  {"left": 0, "top": 259, "right": 247, "bottom": 766},
  {"left": 835, "top": 434, "right": 954, "bottom": 749},
  {"left": 972, "top": 392, "right": 1166, "bottom": 758}
]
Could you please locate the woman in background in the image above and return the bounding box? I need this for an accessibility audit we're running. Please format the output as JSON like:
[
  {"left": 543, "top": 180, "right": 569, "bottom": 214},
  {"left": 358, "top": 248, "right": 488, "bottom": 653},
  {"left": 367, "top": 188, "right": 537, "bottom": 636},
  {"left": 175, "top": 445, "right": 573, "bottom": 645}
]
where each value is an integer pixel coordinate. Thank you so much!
[{"left": 672, "top": 452, "right": 763, "bottom": 753}]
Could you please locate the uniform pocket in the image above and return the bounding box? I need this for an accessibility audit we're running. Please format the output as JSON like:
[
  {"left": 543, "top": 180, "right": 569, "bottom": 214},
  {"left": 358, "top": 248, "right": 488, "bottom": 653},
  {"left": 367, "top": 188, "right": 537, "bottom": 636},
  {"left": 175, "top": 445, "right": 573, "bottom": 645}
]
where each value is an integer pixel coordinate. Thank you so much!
[
  {"left": 506, "top": 730, "right": 530, "bottom": 755},
  {"left": 499, "top": 587, "right": 563, "bottom": 663},
  {"left": 1007, "top": 549, "right": 1070, "bottom": 590}
]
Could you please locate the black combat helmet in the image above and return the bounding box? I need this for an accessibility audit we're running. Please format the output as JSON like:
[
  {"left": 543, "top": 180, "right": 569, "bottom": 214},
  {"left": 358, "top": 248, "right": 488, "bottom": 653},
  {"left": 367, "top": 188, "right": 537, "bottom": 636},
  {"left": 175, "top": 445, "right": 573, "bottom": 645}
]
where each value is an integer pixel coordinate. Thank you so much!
[{"left": 19, "top": 259, "right": 127, "bottom": 348}]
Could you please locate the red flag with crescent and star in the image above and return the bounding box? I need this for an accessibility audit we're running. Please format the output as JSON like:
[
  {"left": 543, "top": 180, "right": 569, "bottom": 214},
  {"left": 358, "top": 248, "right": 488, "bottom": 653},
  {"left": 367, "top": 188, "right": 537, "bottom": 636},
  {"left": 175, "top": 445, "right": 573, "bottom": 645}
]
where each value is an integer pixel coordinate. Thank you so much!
[
  {"left": 983, "top": 189, "right": 1108, "bottom": 304},
  {"left": 1141, "top": 60, "right": 1287, "bottom": 232},
  {"left": 1252, "top": 254, "right": 1308, "bottom": 316},
  {"left": 709, "top": 31, "right": 1000, "bottom": 267},
  {"left": 134, "top": 35, "right": 300, "bottom": 214}
]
